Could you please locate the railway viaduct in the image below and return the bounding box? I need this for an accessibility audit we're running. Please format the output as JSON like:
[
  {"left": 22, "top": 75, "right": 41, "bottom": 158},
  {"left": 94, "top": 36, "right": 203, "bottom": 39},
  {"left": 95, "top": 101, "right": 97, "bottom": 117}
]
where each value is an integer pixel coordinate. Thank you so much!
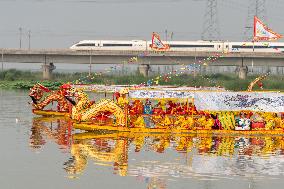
[{"left": 1, "top": 48, "right": 284, "bottom": 79}]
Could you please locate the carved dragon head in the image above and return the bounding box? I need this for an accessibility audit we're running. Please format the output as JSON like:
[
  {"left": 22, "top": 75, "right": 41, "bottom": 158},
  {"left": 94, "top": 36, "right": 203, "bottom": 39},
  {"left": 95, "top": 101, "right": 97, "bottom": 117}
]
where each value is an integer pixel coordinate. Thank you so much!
[
  {"left": 64, "top": 88, "right": 90, "bottom": 106},
  {"left": 29, "top": 84, "right": 50, "bottom": 104}
]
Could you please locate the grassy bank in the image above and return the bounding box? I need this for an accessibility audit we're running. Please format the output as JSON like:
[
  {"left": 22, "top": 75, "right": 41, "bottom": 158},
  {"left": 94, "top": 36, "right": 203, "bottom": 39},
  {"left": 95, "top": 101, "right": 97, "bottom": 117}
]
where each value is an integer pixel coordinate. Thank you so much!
[{"left": 0, "top": 69, "right": 283, "bottom": 91}]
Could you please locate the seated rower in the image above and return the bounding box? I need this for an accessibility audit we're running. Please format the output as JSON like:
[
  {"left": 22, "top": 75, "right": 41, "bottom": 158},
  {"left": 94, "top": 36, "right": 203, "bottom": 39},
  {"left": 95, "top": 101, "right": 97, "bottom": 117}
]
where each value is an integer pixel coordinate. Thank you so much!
[
  {"left": 166, "top": 101, "right": 176, "bottom": 115},
  {"left": 153, "top": 102, "right": 164, "bottom": 115},
  {"left": 187, "top": 102, "right": 198, "bottom": 115},
  {"left": 176, "top": 103, "right": 186, "bottom": 115},
  {"left": 129, "top": 100, "right": 144, "bottom": 115},
  {"left": 117, "top": 89, "right": 129, "bottom": 107},
  {"left": 143, "top": 99, "right": 153, "bottom": 115}
]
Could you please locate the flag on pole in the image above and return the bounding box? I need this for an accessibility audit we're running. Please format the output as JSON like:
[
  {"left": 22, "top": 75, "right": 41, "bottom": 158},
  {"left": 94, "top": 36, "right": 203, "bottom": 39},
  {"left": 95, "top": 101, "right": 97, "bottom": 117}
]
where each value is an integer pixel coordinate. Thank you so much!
[
  {"left": 254, "top": 16, "right": 282, "bottom": 41},
  {"left": 150, "top": 32, "right": 170, "bottom": 51}
]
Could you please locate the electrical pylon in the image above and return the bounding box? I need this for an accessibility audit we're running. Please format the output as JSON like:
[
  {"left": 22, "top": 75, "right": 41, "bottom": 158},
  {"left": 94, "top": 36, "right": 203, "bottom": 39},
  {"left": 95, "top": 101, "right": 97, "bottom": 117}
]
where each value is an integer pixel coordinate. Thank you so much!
[
  {"left": 244, "top": 0, "right": 266, "bottom": 41},
  {"left": 201, "top": 0, "right": 220, "bottom": 41}
]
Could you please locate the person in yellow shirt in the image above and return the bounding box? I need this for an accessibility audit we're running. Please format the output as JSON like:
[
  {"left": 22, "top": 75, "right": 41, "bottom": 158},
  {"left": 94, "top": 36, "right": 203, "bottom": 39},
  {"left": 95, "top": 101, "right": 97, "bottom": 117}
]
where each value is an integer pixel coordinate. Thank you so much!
[
  {"left": 117, "top": 96, "right": 129, "bottom": 106},
  {"left": 117, "top": 88, "right": 129, "bottom": 107}
]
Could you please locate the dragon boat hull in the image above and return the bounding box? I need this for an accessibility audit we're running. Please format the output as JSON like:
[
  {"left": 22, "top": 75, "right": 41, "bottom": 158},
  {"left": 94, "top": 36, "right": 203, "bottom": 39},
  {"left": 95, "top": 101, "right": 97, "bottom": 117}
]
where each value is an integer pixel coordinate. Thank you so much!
[
  {"left": 73, "top": 123, "right": 284, "bottom": 136},
  {"left": 32, "top": 109, "right": 70, "bottom": 117},
  {"left": 72, "top": 132, "right": 210, "bottom": 140}
]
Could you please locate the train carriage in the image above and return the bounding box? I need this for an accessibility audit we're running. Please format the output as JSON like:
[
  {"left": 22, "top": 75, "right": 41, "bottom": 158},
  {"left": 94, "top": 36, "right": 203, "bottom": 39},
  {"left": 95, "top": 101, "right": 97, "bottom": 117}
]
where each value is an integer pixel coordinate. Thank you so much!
[
  {"left": 227, "top": 42, "right": 284, "bottom": 53},
  {"left": 70, "top": 40, "right": 284, "bottom": 53}
]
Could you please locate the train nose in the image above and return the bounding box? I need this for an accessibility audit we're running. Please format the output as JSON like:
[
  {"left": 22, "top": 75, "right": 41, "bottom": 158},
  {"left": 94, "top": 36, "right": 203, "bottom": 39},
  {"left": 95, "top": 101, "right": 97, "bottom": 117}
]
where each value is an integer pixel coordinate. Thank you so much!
[{"left": 70, "top": 44, "right": 77, "bottom": 49}]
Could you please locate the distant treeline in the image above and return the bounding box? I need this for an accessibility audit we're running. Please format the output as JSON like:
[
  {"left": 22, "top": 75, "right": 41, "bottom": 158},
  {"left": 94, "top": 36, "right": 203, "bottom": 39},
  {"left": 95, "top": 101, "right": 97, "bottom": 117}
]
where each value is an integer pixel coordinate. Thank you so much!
[{"left": 0, "top": 69, "right": 284, "bottom": 91}]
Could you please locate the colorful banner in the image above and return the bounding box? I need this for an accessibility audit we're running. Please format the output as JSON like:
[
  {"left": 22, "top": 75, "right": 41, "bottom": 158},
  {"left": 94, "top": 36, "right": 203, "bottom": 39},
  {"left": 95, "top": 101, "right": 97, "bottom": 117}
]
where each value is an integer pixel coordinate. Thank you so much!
[
  {"left": 72, "top": 84, "right": 284, "bottom": 112},
  {"left": 72, "top": 85, "right": 223, "bottom": 93},
  {"left": 194, "top": 91, "right": 284, "bottom": 113},
  {"left": 254, "top": 16, "right": 282, "bottom": 41},
  {"left": 72, "top": 84, "right": 127, "bottom": 92},
  {"left": 130, "top": 90, "right": 284, "bottom": 112},
  {"left": 129, "top": 90, "right": 194, "bottom": 99}
]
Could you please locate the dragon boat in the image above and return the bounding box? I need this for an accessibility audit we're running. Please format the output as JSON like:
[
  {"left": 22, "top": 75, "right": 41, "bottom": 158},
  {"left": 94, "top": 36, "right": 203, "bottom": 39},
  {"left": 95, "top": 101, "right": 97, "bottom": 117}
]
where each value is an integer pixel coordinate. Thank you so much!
[
  {"left": 29, "top": 74, "right": 284, "bottom": 135},
  {"left": 29, "top": 83, "right": 72, "bottom": 117}
]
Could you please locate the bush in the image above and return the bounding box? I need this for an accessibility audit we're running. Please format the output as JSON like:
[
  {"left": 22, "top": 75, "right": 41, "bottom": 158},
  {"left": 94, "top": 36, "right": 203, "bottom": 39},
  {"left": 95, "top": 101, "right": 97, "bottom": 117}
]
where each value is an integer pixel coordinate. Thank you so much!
[
  {"left": 1, "top": 69, "right": 284, "bottom": 91},
  {"left": 4, "top": 71, "right": 16, "bottom": 81}
]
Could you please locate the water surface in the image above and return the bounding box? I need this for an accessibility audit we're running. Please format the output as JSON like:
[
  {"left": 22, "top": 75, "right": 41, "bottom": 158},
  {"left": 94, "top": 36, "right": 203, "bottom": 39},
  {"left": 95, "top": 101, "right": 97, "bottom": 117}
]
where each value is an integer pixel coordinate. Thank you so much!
[{"left": 1, "top": 89, "right": 284, "bottom": 189}]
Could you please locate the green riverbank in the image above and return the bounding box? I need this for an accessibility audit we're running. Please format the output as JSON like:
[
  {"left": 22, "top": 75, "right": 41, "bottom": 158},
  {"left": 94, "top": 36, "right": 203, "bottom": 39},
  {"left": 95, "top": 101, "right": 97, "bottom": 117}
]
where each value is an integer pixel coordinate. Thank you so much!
[{"left": 0, "top": 69, "right": 283, "bottom": 91}]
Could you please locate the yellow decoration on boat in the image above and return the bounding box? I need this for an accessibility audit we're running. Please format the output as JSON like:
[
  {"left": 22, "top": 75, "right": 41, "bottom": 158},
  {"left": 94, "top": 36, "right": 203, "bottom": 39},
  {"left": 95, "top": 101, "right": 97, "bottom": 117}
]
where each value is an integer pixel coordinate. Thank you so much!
[
  {"left": 69, "top": 89, "right": 126, "bottom": 125},
  {"left": 175, "top": 116, "right": 195, "bottom": 129},
  {"left": 218, "top": 111, "right": 235, "bottom": 130},
  {"left": 162, "top": 116, "right": 172, "bottom": 126},
  {"left": 205, "top": 118, "right": 214, "bottom": 130},
  {"left": 117, "top": 96, "right": 129, "bottom": 107},
  {"left": 195, "top": 116, "right": 213, "bottom": 130},
  {"left": 133, "top": 116, "right": 145, "bottom": 128}
]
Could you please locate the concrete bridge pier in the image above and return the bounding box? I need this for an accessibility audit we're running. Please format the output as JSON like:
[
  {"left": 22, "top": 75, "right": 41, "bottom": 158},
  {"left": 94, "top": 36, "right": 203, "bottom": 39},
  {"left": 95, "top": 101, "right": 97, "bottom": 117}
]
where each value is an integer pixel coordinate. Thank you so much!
[
  {"left": 237, "top": 58, "right": 248, "bottom": 79},
  {"left": 237, "top": 66, "right": 248, "bottom": 79},
  {"left": 138, "top": 64, "right": 150, "bottom": 77},
  {"left": 42, "top": 62, "right": 56, "bottom": 80}
]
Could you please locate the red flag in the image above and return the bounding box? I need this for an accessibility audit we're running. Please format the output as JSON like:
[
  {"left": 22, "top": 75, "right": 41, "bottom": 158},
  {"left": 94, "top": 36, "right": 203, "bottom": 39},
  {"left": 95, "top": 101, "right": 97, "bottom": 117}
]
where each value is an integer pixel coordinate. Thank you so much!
[
  {"left": 254, "top": 16, "right": 282, "bottom": 41},
  {"left": 150, "top": 32, "right": 170, "bottom": 51}
]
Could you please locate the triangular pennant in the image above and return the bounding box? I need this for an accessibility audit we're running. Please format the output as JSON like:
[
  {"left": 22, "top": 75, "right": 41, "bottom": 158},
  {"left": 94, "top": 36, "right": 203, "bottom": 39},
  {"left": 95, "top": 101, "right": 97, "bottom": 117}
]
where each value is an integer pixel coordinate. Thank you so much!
[
  {"left": 254, "top": 16, "right": 282, "bottom": 41},
  {"left": 150, "top": 32, "right": 170, "bottom": 51}
]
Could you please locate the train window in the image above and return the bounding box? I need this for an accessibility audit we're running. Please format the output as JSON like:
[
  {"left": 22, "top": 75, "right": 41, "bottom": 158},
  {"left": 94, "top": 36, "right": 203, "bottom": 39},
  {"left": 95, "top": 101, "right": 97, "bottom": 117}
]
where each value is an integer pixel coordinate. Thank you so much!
[
  {"left": 103, "top": 44, "right": 132, "bottom": 47},
  {"left": 76, "top": 43, "right": 96, "bottom": 46},
  {"left": 232, "top": 45, "right": 273, "bottom": 49},
  {"left": 271, "top": 46, "right": 284, "bottom": 48},
  {"left": 169, "top": 44, "right": 214, "bottom": 48}
]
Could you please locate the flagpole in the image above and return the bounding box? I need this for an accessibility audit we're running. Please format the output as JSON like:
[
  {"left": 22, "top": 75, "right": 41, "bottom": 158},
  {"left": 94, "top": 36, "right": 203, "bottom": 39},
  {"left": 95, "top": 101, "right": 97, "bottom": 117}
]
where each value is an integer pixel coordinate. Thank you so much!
[
  {"left": 252, "top": 40, "right": 254, "bottom": 73},
  {"left": 252, "top": 16, "right": 256, "bottom": 74}
]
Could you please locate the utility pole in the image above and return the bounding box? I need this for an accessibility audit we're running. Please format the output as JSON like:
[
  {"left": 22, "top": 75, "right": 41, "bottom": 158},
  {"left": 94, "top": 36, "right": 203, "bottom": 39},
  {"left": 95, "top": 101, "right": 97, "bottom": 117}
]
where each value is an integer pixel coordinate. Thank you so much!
[
  {"left": 28, "top": 30, "right": 31, "bottom": 50},
  {"left": 170, "top": 32, "right": 174, "bottom": 40},
  {"left": 19, "top": 27, "right": 23, "bottom": 49},
  {"left": 201, "top": 0, "right": 220, "bottom": 41},
  {"left": 89, "top": 50, "right": 92, "bottom": 76},
  {"left": 165, "top": 29, "right": 168, "bottom": 41},
  {"left": 1, "top": 49, "right": 3, "bottom": 72},
  {"left": 194, "top": 48, "right": 197, "bottom": 77},
  {"left": 244, "top": 0, "right": 266, "bottom": 41},
  {"left": 243, "top": 0, "right": 266, "bottom": 73}
]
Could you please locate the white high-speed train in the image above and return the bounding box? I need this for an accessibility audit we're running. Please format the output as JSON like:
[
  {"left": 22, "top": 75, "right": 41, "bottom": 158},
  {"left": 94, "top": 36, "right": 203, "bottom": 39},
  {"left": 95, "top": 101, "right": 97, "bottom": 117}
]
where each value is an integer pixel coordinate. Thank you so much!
[{"left": 70, "top": 40, "right": 284, "bottom": 53}]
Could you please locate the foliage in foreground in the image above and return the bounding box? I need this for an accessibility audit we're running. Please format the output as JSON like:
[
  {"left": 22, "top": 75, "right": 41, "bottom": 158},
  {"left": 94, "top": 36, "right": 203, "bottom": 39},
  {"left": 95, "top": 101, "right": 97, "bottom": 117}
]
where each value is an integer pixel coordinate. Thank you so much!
[{"left": 0, "top": 69, "right": 284, "bottom": 91}]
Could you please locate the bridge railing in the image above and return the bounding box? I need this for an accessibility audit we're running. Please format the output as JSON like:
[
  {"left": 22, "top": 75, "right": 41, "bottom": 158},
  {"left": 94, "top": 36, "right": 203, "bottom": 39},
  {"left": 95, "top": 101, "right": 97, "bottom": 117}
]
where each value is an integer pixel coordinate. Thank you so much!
[{"left": 0, "top": 48, "right": 284, "bottom": 58}]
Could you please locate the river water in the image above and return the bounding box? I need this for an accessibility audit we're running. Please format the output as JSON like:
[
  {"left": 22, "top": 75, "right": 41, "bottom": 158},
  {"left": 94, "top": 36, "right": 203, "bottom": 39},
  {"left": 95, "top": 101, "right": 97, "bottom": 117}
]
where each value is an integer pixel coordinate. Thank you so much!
[{"left": 1, "top": 89, "right": 284, "bottom": 189}]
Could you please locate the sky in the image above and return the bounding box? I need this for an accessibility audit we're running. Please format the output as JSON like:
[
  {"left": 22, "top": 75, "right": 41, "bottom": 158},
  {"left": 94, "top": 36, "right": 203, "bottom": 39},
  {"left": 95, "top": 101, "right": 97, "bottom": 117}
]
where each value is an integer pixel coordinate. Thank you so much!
[{"left": 0, "top": 0, "right": 284, "bottom": 48}]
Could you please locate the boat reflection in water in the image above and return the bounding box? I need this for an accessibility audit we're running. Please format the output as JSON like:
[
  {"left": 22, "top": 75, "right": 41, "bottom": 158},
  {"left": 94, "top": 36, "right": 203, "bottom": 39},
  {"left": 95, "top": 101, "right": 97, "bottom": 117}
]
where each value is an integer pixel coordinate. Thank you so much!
[
  {"left": 30, "top": 117, "right": 72, "bottom": 150},
  {"left": 30, "top": 117, "right": 284, "bottom": 186}
]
